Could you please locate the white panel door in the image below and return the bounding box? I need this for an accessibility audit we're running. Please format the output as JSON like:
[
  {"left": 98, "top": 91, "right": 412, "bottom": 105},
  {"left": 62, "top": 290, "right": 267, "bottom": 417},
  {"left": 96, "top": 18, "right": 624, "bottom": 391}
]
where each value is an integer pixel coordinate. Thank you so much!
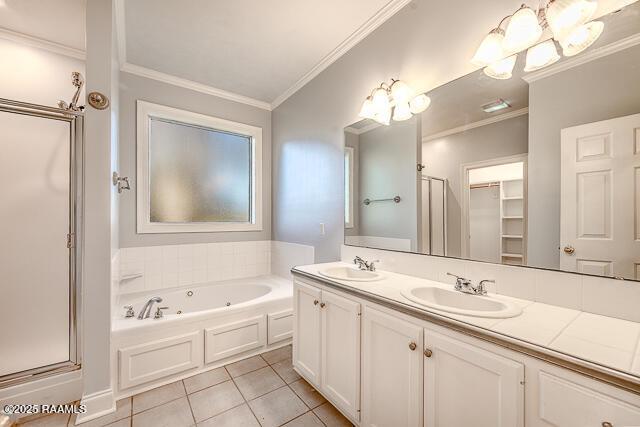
[
  {"left": 321, "top": 290, "right": 361, "bottom": 421},
  {"left": 361, "top": 307, "right": 423, "bottom": 427},
  {"left": 292, "top": 281, "right": 322, "bottom": 386},
  {"left": 560, "top": 113, "right": 640, "bottom": 278},
  {"left": 424, "top": 330, "right": 524, "bottom": 427}
]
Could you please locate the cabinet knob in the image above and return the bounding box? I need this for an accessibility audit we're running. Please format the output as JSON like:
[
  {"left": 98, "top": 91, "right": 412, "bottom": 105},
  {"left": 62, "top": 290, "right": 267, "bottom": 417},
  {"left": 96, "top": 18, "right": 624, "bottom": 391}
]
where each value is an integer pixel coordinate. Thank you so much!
[
  {"left": 313, "top": 300, "right": 319, "bottom": 305},
  {"left": 408, "top": 342, "right": 417, "bottom": 351},
  {"left": 320, "top": 302, "right": 326, "bottom": 308},
  {"left": 424, "top": 348, "right": 433, "bottom": 358},
  {"left": 602, "top": 423, "right": 613, "bottom": 427}
]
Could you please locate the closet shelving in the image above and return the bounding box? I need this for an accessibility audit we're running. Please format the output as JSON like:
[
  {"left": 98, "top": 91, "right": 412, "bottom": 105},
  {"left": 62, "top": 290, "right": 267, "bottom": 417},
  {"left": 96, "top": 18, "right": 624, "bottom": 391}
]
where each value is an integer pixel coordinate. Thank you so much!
[{"left": 500, "top": 178, "right": 525, "bottom": 265}]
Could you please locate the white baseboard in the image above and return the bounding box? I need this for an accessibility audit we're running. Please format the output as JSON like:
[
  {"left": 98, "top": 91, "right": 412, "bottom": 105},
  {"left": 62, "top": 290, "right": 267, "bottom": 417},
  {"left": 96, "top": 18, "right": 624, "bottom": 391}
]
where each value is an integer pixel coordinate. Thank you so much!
[{"left": 75, "top": 388, "right": 115, "bottom": 425}]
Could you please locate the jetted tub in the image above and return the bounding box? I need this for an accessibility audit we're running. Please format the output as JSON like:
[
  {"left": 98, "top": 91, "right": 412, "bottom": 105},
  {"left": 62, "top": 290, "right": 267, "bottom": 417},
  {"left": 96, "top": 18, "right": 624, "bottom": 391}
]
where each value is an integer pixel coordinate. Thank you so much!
[{"left": 111, "top": 275, "right": 293, "bottom": 397}]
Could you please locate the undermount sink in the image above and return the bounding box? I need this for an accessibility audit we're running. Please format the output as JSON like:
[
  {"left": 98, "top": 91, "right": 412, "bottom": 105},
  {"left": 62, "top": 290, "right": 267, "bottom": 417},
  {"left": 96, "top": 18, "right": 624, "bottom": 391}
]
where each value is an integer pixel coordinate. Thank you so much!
[
  {"left": 401, "top": 286, "right": 522, "bottom": 318},
  {"left": 319, "top": 266, "right": 384, "bottom": 282}
]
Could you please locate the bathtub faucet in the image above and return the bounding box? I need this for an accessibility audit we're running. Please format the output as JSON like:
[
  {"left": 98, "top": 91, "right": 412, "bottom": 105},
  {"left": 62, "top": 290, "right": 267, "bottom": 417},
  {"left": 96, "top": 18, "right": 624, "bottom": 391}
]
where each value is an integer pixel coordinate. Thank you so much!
[{"left": 138, "top": 297, "right": 163, "bottom": 319}]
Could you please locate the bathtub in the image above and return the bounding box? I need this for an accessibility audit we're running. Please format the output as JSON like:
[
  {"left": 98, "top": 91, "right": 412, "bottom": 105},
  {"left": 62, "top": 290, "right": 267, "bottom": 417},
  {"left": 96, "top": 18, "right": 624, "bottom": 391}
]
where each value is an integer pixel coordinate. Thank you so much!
[{"left": 111, "top": 275, "right": 292, "bottom": 397}]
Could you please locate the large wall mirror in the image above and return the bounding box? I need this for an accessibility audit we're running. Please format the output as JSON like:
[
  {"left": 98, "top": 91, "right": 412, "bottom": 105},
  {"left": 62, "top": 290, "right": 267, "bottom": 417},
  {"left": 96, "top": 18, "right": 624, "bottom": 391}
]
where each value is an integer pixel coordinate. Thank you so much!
[{"left": 344, "top": 3, "right": 640, "bottom": 281}]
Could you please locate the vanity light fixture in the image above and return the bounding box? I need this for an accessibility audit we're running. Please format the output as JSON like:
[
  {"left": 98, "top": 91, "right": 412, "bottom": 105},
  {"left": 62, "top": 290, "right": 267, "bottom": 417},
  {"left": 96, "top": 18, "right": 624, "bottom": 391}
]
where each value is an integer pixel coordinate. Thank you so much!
[
  {"left": 359, "top": 79, "right": 430, "bottom": 125},
  {"left": 503, "top": 4, "right": 543, "bottom": 54},
  {"left": 524, "top": 39, "right": 561, "bottom": 71},
  {"left": 559, "top": 20, "right": 604, "bottom": 56},
  {"left": 473, "top": 0, "right": 603, "bottom": 79},
  {"left": 481, "top": 99, "right": 511, "bottom": 113},
  {"left": 483, "top": 54, "right": 517, "bottom": 79}
]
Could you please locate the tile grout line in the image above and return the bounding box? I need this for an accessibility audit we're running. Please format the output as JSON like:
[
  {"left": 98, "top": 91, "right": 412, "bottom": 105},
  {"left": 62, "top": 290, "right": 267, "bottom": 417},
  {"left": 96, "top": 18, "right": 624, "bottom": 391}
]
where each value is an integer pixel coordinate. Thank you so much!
[
  {"left": 182, "top": 379, "right": 198, "bottom": 427},
  {"left": 225, "top": 364, "right": 264, "bottom": 427},
  {"left": 546, "top": 310, "right": 582, "bottom": 346}
]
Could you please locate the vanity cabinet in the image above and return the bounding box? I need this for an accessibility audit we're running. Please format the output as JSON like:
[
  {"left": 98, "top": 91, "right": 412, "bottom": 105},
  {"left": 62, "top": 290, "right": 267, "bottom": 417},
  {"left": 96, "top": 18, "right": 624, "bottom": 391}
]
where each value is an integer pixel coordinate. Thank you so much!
[
  {"left": 293, "top": 276, "right": 640, "bottom": 427},
  {"left": 293, "top": 281, "right": 361, "bottom": 420},
  {"left": 361, "top": 306, "right": 424, "bottom": 427},
  {"left": 423, "top": 329, "right": 524, "bottom": 427}
]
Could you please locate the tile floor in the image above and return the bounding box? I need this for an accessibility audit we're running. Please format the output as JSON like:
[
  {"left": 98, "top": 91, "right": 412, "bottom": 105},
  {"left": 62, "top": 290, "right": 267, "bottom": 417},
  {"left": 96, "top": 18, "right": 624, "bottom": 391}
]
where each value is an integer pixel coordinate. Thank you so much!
[{"left": 16, "top": 345, "right": 353, "bottom": 427}]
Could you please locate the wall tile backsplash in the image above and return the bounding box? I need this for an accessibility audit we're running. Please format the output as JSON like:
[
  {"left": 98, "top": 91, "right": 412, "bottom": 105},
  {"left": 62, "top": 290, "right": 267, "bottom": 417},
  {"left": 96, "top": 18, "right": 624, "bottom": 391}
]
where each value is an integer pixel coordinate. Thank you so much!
[
  {"left": 341, "top": 244, "right": 640, "bottom": 323},
  {"left": 115, "top": 240, "right": 313, "bottom": 296}
]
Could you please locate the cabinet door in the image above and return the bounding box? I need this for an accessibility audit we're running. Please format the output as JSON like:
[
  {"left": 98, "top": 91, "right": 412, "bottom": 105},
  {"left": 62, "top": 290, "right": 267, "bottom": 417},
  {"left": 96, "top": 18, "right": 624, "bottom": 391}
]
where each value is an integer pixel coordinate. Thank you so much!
[
  {"left": 362, "top": 307, "right": 423, "bottom": 427},
  {"left": 292, "top": 281, "right": 322, "bottom": 386},
  {"left": 321, "top": 290, "right": 361, "bottom": 421},
  {"left": 424, "top": 330, "right": 524, "bottom": 427}
]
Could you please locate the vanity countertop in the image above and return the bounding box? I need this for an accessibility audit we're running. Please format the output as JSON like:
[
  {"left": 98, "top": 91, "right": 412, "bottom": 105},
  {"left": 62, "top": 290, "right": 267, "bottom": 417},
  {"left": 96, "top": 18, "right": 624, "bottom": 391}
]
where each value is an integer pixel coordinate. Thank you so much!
[{"left": 292, "top": 261, "right": 640, "bottom": 391}]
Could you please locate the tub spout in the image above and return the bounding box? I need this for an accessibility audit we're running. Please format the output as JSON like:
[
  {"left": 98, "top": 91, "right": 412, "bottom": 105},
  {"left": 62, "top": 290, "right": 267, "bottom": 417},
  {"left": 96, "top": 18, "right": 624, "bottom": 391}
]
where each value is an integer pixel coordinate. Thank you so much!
[{"left": 138, "top": 297, "right": 163, "bottom": 319}]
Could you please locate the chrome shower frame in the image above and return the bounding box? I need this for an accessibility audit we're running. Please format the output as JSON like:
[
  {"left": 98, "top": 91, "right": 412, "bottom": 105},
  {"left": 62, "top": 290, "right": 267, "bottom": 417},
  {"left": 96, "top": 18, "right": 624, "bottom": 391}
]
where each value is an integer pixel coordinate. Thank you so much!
[{"left": 0, "top": 98, "right": 84, "bottom": 389}]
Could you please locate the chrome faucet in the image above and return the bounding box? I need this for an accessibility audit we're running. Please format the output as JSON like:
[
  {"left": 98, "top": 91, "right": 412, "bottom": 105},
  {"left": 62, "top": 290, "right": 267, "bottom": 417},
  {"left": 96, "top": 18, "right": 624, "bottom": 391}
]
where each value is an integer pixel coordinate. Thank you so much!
[
  {"left": 354, "top": 256, "right": 379, "bottom": 271},
  {"left": 446, "top": 273, "right": 491, "bottom": 296},
  {"left": 138, "top": 297, "right": 163, "bottom": 319}
]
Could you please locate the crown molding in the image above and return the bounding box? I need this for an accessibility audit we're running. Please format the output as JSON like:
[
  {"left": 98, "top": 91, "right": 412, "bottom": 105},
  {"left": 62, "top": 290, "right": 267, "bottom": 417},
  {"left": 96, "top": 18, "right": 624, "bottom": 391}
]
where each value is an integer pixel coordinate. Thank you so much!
[
  {"left": 120, "top": 62, "right": 272, "bottom": 110},
  {"left": 0, "top": 27, "right": 85, "bottom": 60},
  {"left": 270, "top": 0, "right": 412, "bottom": 109},
  {"left": 422, "top": 107, "right": 529, "bottom": 142},
  {"left": 522, "top": 32, "right": 640, "bottom": 83}
]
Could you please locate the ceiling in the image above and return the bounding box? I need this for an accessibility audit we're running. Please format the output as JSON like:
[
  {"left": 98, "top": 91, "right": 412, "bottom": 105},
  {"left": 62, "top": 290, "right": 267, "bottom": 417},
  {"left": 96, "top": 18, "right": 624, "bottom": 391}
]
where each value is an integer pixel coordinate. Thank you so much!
[
  {"left": 0, "top": 0, "right": 85, "bottom": 50},
  {"left": 123, "top": 0, "right": 401, "bottom": 105}
]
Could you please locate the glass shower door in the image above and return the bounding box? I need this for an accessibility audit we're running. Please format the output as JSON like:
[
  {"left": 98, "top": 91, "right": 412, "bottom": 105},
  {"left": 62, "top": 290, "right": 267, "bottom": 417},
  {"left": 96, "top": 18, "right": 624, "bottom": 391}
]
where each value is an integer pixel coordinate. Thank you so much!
[{"left": 0, "top": 100, "right": 81, "bottom": 384}]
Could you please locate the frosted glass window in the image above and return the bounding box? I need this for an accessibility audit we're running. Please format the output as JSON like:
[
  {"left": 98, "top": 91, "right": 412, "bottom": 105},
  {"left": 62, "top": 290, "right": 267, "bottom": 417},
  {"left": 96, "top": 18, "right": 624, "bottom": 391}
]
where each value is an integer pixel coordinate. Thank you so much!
[{"left": 149, "top": 118, "right": 251, "bottom": 223}]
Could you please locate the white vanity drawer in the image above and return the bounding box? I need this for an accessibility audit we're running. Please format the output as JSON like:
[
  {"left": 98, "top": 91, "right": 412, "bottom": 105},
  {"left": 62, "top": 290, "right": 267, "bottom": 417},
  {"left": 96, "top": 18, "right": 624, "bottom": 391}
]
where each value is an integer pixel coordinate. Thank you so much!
[
  {"left": 538, "top": 371, "right": 640, "bottom": 426},
  {"left": 268, "top": 309, "right": 293, "bottom": 344},
  {"left": 205, "top": 315, "right": 266, "bottom": 363},
  {"left": 119, "top": 331, "right": 202, "bottom": 389}
]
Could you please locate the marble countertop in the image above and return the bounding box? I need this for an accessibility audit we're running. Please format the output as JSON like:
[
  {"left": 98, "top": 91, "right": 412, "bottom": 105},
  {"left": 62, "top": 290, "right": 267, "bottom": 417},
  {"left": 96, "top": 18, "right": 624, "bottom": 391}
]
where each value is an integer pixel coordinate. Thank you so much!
[{"left": 293, "top": 261, "right": 640, "bottom": 386}]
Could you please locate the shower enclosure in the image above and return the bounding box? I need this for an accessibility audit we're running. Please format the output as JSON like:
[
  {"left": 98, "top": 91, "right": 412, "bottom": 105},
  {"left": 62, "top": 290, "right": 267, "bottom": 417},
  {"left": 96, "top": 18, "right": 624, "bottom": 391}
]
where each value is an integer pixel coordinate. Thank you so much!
[
  {"left": 421, "top": 176, "right": 447, "bottom": 256},
  {"left": 0, "top": 98, "right": 83, "bottom": 387}
]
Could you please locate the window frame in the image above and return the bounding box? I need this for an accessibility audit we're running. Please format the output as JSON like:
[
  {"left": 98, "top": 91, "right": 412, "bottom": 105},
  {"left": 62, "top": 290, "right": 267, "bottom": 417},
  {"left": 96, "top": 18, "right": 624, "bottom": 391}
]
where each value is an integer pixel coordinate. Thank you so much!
[
  {"left": 344, "top": 146, "right": 355, "bottom": 229},
  {"left": 136, "top": 100, "right": 263, "bottom": 233}
]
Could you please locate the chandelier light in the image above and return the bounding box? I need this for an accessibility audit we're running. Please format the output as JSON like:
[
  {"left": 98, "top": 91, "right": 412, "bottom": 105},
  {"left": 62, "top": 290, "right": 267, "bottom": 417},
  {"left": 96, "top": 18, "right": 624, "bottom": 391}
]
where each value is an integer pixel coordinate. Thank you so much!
[
  {"left": 359, "top": 79, "right": 431, "bottom": 125},
  {"left": 471, "top": 0, "right": 603, "bottom": 80}
]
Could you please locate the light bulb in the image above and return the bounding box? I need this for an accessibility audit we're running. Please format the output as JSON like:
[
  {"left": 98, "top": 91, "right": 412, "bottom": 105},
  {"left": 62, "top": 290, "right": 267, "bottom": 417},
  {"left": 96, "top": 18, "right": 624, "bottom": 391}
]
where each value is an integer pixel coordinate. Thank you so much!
[
  {"left": 373, "top": 106, "right": 391, "bottom": 126},
  {"left": 471, "top": 29, "right": 505, "bottom": 66},
  {"left": 503, "top": 5, "right": 543, "bottom": 53},
  {"left": 358, "top": 97, "right": 377, "bottom": 119},
  {"left": 390, "top": 80, "right": 413, "bottom": 104},
  {"left": 546, "top": 0, "right": 597, "bottom": 40},
  {"left": 409, "top": 94, "right": 431, "bottom": 114},
  {"left": 371, "top": 87, "right": 390, "bottom": 115},
  {"left": 560, "top": 20, "right": 604, "bottom": 56},
  {"left": 393, "top": 102, "right": 413, "bottom": 121},
  {"left": 483, "top": 55, "right": 517, "bottom": 79},
  {"left": 524, "top": 39, "right": 560, "bottom": 72}
]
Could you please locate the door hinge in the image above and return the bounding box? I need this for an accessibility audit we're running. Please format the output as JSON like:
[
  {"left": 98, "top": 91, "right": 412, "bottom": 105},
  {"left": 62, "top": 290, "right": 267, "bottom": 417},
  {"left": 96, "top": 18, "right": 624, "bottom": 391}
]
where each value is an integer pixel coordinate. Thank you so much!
[{"left": 67, "top": 233, "right": 75, "bottom": 248}]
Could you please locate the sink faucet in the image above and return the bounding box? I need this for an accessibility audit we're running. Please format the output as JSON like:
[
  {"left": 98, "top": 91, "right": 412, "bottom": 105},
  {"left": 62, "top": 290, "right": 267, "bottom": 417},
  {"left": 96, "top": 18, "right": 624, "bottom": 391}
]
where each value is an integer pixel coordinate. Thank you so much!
[
  {"left": 354, "top": 256, "right": 379, "bottom": 271},
  {"left": 138, "top": 296, "right": 163, "bottom": 319},
  {"left": 446, "top": 273, "right": 491, "bottom": 296}
]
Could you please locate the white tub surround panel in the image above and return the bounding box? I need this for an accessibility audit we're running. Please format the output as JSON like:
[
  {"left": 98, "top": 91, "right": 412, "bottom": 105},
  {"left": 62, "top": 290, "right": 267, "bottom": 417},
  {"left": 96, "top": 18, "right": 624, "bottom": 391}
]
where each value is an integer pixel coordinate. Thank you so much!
[
  {"left": 117, "top": 241, "right": 272, "bottom": 294},
  {"left": 341, "top": 245, "right": 640, "bottom": 324},
  {"left": 294, "top": 261, "right": 640, "bottom": 383},
  {"left": 271, "top": 241, "right": 315, "bottom": 279}
]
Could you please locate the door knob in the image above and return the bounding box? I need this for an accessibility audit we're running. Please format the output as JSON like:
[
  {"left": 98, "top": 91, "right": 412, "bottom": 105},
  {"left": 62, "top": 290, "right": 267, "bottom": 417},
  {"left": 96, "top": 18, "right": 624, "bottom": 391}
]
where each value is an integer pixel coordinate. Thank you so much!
[
  {"left": 602, "top": 422, "right": 613, "bottom": 427},
  {"left": 424, "top": 348, "right": 433, "bottom": 358},
  {"left": 563, "top": 245, "right": 575, "bottom": 255},
  {"left": 409, "top": 342, "right": 417, "bottom": 351}
]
